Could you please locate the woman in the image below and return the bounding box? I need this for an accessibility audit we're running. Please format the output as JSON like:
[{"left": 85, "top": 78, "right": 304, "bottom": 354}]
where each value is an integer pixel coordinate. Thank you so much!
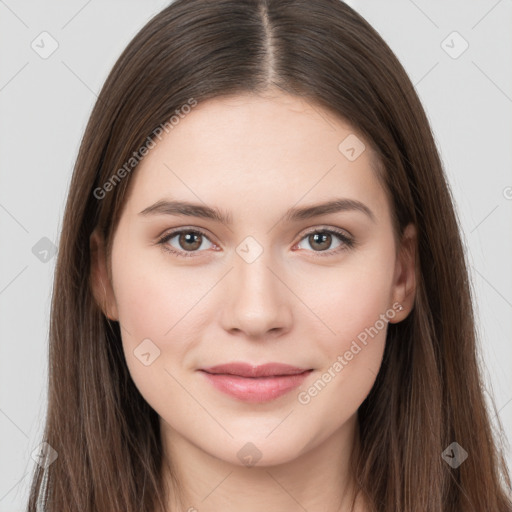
[{"left": 26, "top": 0, "right": 512, "bottom": 511}]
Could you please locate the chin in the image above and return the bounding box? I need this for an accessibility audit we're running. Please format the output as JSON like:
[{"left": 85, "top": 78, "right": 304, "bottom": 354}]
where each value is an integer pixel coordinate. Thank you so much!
[{"left": 208, "top": 432, "right": 310, "bottom": 468}]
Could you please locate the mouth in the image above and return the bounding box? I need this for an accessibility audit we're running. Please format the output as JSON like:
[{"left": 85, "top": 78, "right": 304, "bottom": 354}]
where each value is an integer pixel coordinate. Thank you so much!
[
  {"left": 200, "top": 362, "right": 312, "bottom": 378},
  {"left": 198, "top": 362, "right": 313, "bottom": 403}
]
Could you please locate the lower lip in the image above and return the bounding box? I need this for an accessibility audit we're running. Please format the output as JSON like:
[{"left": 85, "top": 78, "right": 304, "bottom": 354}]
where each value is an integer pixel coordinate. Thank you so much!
[{"left": 200, "top": 370, "right": 313, "bottom": 403}]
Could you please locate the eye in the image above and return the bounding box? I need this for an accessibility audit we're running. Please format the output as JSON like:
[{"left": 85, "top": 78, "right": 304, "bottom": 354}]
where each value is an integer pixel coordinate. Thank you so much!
[
  {"left": 157, "top": 226, "right": 355, "bottom": 259},
  {"left": 157, "top": 228, "right": 216, "bottom": 258},
  {"left": 295, "top": 227, "right": 355, "bottom": 257}
]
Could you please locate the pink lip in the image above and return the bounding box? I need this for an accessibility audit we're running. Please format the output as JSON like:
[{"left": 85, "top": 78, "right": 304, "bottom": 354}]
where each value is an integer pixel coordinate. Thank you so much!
[{"left": 199, "top": 362, "right": 313, "bottom": 403}]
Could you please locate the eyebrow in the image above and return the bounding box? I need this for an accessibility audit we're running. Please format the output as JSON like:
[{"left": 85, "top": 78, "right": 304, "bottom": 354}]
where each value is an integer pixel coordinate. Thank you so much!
[{"left": 138, "top": 198, "right": 376, "bottom": 224}]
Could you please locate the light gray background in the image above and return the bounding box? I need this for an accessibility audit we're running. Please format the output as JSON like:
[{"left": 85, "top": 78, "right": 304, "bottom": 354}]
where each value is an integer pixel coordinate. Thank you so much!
[{"left": 1, "top": 1, "right": 511, "bottom": 510}]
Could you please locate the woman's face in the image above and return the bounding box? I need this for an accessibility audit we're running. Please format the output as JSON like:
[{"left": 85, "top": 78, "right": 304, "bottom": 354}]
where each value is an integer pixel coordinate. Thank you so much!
[{"left": 91, "top": 90, "right": 416, "bottom": 467}]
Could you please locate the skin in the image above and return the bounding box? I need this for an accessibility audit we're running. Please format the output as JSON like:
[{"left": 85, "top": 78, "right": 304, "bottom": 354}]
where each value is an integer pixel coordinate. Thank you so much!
[{"left": 90, "top": 89, "right": 416, "bottom": 512}]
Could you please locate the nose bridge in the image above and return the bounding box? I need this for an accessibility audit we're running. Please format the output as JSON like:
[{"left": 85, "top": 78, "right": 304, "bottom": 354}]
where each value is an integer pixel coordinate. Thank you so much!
[
  {"left": 235, "top": 248, "right": 278, "bottom": 298},
  {"left": 234, "top": 239, "right": 283, "bottom": 306},
  {"left": 220, "top": 236, "right": 292, "bottom": 336}
]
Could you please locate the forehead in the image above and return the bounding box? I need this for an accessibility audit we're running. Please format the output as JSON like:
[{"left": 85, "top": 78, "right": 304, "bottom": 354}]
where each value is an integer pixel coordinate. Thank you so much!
[{"left": 122, "top": 91, "right": 389, "bottom": 223}]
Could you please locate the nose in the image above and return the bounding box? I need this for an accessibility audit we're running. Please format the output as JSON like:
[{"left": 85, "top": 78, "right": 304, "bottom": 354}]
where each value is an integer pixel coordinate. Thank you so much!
[{"left": 219, "top": 248, "right": 293, "bottom": 340}]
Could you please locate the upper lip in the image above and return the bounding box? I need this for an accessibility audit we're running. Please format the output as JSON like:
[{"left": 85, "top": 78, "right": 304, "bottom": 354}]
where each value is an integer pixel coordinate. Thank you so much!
[{"left": 200, "top": 362, "right": 311, "bottom": 378}]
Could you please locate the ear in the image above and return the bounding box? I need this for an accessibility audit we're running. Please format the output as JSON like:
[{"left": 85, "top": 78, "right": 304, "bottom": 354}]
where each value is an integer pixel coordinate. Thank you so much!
[
  {"left": 388, "top": 222, "right": 417, "bottom": 323},
  {"left": 89, "top": 228, "right": 119, "bottom": 321}
]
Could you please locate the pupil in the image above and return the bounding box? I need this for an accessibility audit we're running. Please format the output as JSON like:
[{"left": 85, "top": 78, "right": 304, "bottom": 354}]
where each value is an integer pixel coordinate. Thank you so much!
[
  {"left": 181, "top": 232, "right": 201, "bottom": 250},
  {"left": 311, "top": 232, "right": 331, "bottom": 250}
]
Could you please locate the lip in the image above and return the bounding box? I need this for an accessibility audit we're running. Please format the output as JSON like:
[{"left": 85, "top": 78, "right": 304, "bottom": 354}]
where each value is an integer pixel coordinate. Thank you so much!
[{"left": 199, "top": 362, "right": 313, "bottom": 403}]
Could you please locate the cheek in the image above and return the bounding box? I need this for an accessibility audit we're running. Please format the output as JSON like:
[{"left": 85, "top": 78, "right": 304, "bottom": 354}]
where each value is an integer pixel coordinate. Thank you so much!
[
  {"left": 110, "top": 248, "right": 214, "bottom": 386},
  {"left": 294, "top": 244, "right": 395, "bottom": 409},
  {"left": 294, "top": 279, "right": 391, "bottom": 433},
  {"left": 111, "top": 247, "right": 210, "bottom": 339},
  {"left": 297, "top": 248, "right": 395, "bottom": 351},
  {"left": 110, "top": 251, "right": 203, "bottom": 415},
  {"left": 316, "top": 278, "right": 390, "bottom": 390}
]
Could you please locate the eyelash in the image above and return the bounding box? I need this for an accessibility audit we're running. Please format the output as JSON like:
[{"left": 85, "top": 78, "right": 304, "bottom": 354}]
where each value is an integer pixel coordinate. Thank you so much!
[{"left": 157, "top": 226, "right": 355, "bottom": 259}]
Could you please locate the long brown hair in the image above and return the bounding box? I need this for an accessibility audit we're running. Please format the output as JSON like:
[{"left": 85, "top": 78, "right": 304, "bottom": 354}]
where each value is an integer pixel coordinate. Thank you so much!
[{"left": 26, "top": 1, "right": 512, "bottom": 511}]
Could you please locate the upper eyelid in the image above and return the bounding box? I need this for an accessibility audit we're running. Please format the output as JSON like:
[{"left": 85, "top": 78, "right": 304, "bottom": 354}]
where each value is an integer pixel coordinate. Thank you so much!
[
  {"left": 299, "top": 225, "right": 352, "bottom": 238},
  {"left": 160, "top": 226, "right": 216, "bottom": 244}
]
